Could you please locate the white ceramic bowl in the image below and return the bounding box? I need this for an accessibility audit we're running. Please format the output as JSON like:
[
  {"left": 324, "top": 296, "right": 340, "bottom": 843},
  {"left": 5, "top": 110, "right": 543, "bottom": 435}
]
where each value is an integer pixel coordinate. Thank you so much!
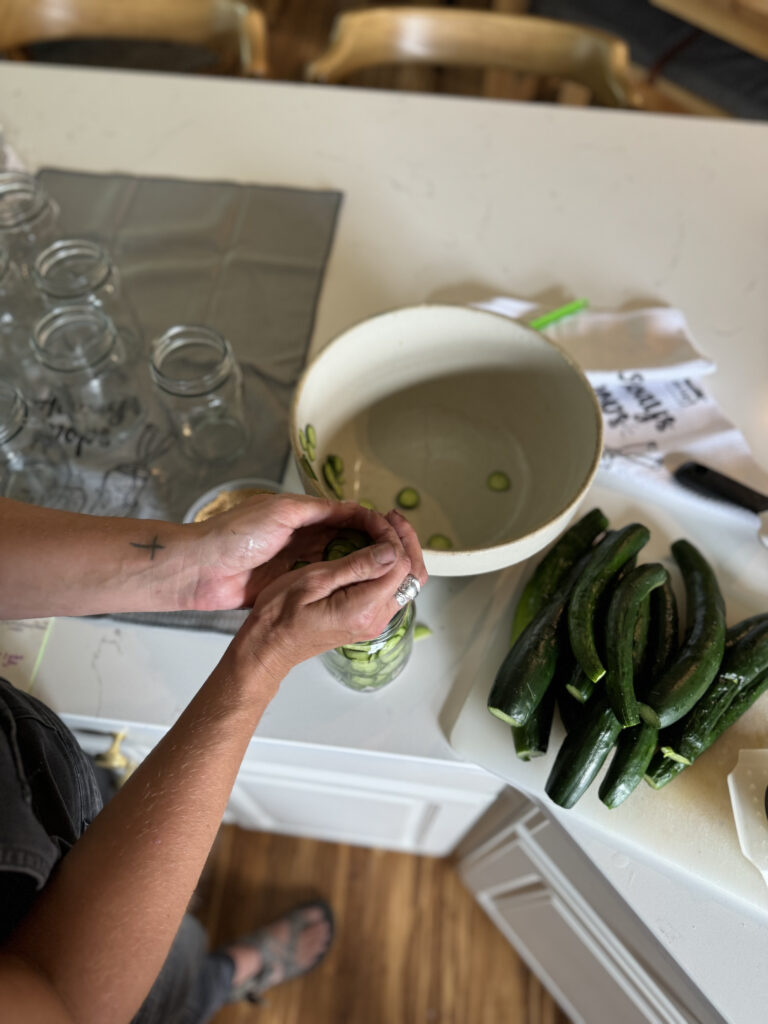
[{"left": 291, "top": 305, "right": 602, "bottom": 576}]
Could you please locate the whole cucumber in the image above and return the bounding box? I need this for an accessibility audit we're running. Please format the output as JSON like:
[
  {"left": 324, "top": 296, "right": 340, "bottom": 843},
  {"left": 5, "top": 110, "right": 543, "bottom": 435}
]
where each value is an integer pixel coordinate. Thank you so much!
[
  {"left": 510, "top": 508, "right": 608, "bottom": 644},
  {"left": 568, "top": 524, "right": 651, "bottom": 683},
  {"left": 604, "top": 563, "right": 669, "bottom": 727},
  {"left": 640, "top": 540, "right": 725, "bottom": 730},
  {"left": 545, "top": 695, "right": 622, "bottom": 809},
  {"left": 489, "top": 554, "right": 590, "bottom": 727}
]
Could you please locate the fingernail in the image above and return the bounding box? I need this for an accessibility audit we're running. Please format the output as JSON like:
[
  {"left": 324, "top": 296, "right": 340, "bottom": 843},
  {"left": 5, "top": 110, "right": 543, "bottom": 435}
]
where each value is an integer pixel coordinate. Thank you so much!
[{"left": 371, "top": 542, "right": 396, "bottom": 564}]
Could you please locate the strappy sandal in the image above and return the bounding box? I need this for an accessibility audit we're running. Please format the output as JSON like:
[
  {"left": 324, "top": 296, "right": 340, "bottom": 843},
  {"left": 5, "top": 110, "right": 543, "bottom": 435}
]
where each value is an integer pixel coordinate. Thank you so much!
[{"left": 222, "top": 899, "right": 335, "bottom": 1004}]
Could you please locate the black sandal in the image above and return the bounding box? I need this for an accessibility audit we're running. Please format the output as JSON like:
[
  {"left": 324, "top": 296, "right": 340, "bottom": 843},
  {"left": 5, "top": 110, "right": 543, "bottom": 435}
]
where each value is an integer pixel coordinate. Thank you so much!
[{"left": 222, "top": 899, "right": 334, "bottom": 1004}]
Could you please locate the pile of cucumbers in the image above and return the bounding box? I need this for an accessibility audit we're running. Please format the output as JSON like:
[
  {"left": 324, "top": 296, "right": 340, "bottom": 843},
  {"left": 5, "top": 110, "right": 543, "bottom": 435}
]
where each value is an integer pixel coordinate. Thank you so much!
[{"left": 487, "top": 508, "right": 768, "bottom": 809}]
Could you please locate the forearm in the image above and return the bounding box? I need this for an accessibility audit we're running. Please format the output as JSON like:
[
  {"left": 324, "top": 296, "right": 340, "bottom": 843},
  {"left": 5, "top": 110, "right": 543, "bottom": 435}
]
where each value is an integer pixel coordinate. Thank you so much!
[
  {"left": 0, "top": 498, "right": 196, "bottom": 619},
  {"left": 1, "top": 638, "right": 282, "bottom": 1024}
]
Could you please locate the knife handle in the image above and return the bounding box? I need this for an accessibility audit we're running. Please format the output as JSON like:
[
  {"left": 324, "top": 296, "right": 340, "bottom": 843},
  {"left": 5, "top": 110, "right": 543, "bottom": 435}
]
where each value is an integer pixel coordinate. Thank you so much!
[{"left": 673, "top": 461, "right": 768, "bottom": 514}]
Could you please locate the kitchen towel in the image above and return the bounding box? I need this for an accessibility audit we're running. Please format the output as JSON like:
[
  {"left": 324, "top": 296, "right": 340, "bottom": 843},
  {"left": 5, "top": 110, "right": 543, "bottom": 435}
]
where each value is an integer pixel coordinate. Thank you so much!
[{"left": 476, "top": 296, "right": 768, "bottom": 512}]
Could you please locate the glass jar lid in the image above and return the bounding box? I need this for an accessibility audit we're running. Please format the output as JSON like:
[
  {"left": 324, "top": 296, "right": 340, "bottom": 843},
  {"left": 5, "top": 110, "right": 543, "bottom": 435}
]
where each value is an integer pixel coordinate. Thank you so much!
[
  {"left": 0, "top": 172, "right": 51, "bottom": 231},
  {"left": 150, "top": 325, "right": 234, "bottom": 397},
  {"left": 32, "top": 305, "right": 118, "bottom": 372},
  {"left": 0, "top": 380, "right": 28, "bottom": 445},
  {"left": 33, "top": 239, "right": 112, "bottom": 299}
]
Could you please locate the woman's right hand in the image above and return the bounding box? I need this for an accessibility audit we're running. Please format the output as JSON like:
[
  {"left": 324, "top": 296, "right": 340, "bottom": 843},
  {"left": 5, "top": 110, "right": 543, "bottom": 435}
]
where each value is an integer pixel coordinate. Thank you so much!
[{"left": 226, "top": 507, "right": 428, "bottom": 691}]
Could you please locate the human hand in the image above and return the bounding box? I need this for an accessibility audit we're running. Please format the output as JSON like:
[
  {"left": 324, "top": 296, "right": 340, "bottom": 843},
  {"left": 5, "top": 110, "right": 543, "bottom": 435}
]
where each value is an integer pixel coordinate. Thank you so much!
[
  {"left": 185, "top": 492, "right": 398, "bottom": 611},
  {"left": 225, "top": 505, "right": 428, "bottom": 685}
]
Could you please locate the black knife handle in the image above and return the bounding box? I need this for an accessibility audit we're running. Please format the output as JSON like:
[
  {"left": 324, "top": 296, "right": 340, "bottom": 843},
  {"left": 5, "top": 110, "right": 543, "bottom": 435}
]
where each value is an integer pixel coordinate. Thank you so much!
[{"left": 673, "top": 461, "right": 768, "bottom": 514}]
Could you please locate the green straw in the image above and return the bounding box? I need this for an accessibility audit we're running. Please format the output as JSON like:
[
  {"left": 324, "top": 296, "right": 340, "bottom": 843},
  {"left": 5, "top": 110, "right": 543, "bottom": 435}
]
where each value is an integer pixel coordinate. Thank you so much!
[{"left": 528, "top": 298, "right": 589, "bottom": 331}]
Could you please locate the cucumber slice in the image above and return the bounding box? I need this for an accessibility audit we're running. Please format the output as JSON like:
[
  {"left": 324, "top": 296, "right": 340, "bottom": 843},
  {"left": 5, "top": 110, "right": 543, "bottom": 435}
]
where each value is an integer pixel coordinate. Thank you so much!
[
  {"left": 305, "top": 423, "right": 317, "bottom": 447},
  {"left": 487, "top": 471, "right": 510, "bottom": 492},
  {"left": 427, "top": 533, "right": 452, "bottom": 550},
  {"left": 396, "top": 487, "right": 420, "bottom": 510},
  {"left": 327, "top": 453, "right": 344, "bottom": 482},
  {"left": 322, "top": 459, "right": 344, "bottom": 500},
  {"left": 359, "top": 499, "right": 376, "bottom": 511},
  {"left": 414, "top": 624, "right": 432, "bottom": 641}
]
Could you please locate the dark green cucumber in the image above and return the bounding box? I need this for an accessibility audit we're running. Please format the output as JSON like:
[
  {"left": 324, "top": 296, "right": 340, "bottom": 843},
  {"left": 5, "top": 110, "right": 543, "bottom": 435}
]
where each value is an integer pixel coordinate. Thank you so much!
[
  {"left": 668, "top": 618, "right": 768, "bottom": 764},
  {"left": 632, "top": 592, "right": 652, "bottom": 676},
  {"left": 726, "top": 613, "right": 768, "bottom": 649},
  {"left": 568, "top": 524, "right": 651, "bottom": 684},
  {"left": 599, "top": 722, "right": 659, "bottom": 807},
  {"left": 569, "top": 554, "right": 640, "bottom": 704},
  {"left": 604, "top": 563, "right": 669, "bottom": 727},
  {"left": 489, "top": 555, "right": 589, "bottom": 727},
  {"left": 545, "top": 696, "right": 622, "bottom": 809},
  {"left": 565, "top": 663, "right": 596, "bottom": 704},
  {"left": 558, "top": 689, "right": 585, "bottom": 733},
  {"left": 640, "top": 540, "right": 725, "bottom": 729},
  {"left": 512, "top": 683, "right": 556, "bottom": 761},
  {"left": 510, "top": 508, "right": 608, "bottom": 644},
  {"left": 647, "top": 667, "right": 768, "bottom": 789},
  {"left": 642, "top": 578, "right": 680, "bottom": 689},
  {"left": 645, "top": 749, "right": 685, "bottom": 789},
  {"left": 704, "top": 665, "right": 768, "bottom": 738}
]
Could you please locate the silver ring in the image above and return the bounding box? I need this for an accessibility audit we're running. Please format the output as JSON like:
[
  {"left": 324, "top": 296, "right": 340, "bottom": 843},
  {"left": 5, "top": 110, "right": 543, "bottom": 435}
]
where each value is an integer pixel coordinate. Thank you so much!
[{"left": 394, "top": 573, "right": 421, "bottom": 607}]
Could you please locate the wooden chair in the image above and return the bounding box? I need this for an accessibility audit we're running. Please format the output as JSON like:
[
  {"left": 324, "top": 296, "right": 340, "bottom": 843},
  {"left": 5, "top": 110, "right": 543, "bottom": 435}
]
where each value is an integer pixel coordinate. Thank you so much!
[
  {"left": 305, "top": 6, "right": 636, "bottom": 108},
  {"left": 0, "top": 0, "right": 268, "bottom": 77}
]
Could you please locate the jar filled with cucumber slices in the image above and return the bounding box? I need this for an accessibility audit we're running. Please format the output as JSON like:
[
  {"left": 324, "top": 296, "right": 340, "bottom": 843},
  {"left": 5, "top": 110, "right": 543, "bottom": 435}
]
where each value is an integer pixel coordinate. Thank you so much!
[{"left": 321, "top": 602, "right": 415, "bottom": 693}]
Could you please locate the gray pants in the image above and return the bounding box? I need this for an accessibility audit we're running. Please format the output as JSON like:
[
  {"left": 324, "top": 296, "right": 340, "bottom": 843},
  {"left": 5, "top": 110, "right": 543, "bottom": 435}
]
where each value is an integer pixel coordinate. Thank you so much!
[{"left": 0, "top": 678, "right": 235, "bottom": 1024}]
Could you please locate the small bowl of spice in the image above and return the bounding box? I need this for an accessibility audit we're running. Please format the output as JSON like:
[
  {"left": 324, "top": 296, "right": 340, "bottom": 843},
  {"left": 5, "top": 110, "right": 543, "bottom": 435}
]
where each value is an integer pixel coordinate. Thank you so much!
[
  {"left": 291, "top": 304, "right": 602, "bottom": 576},
  {"left": 183, "top": 477, "right": 283, "bottom": 524}
]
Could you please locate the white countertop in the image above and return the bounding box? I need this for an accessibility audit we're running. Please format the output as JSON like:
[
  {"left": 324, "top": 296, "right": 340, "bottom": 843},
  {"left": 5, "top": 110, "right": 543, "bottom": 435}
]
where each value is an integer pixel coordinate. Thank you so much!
[{"left": 3, "top": 64, "right": 768, "bottom": 1022}]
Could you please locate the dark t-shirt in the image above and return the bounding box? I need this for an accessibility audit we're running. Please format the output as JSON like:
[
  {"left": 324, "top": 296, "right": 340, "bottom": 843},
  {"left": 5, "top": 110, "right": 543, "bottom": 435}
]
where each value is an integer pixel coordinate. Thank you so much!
[{"left": 0, "top": 678, "right": 102, "bottom": 943}]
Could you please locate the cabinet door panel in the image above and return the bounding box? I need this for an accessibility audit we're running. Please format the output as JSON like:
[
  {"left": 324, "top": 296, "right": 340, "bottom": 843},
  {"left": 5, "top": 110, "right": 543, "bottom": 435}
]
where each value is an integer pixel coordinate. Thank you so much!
[
  {"left": 230, "top": 769, "right": 427, "bottom": 847},
  {"left": 491, "top": 888, "right": 656, "bottom": 1024},
  {"left": 460, "top": 835, "right": 541, "bottom": 895}
]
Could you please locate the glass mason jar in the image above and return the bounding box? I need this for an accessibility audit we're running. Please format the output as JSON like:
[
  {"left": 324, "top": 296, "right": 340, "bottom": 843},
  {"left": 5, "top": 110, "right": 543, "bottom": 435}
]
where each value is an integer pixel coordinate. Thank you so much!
[
  {"left": 149, "top": 325, "right": 249, "bottom": 463},
  {"left": 0, "top": 172, "right": 59, "bottom": 272},
  {"left": 0, "top": 379, "right": 69, "bottom": 506},
  {"left": 0, "top": 247, "right": 39, "bottom": 382},
  {"left": 30, "top": 305, "right": 145, "bottom": 448},
  {"left": 321, "top": 602, "right": 415, "bottom": 693},
  {"left": 32, "top": 238, "right": 121, "bottom": 310}
]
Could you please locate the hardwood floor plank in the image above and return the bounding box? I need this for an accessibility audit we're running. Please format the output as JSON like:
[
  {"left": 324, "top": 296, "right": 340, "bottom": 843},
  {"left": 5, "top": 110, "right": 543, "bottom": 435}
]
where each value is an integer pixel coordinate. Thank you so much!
[{"left": 194, "top": 826, "right": 571, "bottom": 1023}]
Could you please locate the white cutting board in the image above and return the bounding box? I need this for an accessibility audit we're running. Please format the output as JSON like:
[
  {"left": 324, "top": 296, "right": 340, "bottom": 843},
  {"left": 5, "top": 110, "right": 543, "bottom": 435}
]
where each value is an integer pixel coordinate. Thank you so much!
[{"left": 447, "top": 470, "right": 768, "bottom": 922}]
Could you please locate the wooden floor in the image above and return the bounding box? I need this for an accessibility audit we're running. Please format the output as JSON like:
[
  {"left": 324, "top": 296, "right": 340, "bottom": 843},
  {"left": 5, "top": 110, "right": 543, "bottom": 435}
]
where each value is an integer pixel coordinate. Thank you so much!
[{"left": 193, "top": 826, "right": 572, "bottom": 1024}]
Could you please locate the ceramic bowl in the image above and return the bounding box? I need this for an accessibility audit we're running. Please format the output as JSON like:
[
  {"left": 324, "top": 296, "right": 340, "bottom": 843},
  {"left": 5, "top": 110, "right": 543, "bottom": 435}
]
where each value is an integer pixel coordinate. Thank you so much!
[{"left": 291, "top": 305, "right": 602, "bottom": 576}]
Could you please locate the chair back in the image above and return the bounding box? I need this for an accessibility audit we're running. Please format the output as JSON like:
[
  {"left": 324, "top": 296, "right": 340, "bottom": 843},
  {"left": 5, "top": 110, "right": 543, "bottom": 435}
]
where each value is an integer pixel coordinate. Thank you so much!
[
  {"left": 0, "top": 0, "right": 268, "bottom": 76},
  {"left": 306, "top": 7, "right": 634, "bottom": 107}
]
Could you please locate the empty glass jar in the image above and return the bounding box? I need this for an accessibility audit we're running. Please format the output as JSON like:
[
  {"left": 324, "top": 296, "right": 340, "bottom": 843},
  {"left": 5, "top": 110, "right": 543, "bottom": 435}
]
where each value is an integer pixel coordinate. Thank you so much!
[
  {"left": 321, "top": 603, "right": 415, "bottom": 692},
  {"left": 0, "top": 172, "right": 59, "bottom": 271},
  {"left": 33, "top": 238, "right": 120, "bottom": 308},
  {"left": 0, "top": 380, "right": 69, "bottom": 506},
  {"left": 149, "top": 325, "right": 248, "bottom": 463},
  {"left": 31, "top": 306, "right": 145, "bottom": 449},
  {"left": 0, "top": 247, "right": 38, "bottom": 384}
]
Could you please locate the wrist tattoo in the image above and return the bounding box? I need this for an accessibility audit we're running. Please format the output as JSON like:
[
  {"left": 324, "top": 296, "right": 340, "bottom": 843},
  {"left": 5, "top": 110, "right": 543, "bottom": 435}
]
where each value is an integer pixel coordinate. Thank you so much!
[{"left": 129, "top": 535, "right": 165, "bottom": 561}]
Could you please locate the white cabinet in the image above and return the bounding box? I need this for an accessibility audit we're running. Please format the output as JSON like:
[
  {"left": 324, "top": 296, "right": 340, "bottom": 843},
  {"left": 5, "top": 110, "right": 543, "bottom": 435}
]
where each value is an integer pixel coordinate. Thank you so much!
[
  {"left": 458, "top": 790, "right": 724, "bottom": 1024},
  {"left": 63, "top": 713, "right": 503, "bottom": 856}
]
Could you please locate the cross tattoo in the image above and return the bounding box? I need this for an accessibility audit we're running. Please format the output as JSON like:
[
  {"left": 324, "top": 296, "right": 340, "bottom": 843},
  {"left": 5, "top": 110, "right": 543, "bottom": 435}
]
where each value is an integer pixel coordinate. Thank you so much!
[{"left": 129, "top": 535, "right": 165, "bottom": 560}]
